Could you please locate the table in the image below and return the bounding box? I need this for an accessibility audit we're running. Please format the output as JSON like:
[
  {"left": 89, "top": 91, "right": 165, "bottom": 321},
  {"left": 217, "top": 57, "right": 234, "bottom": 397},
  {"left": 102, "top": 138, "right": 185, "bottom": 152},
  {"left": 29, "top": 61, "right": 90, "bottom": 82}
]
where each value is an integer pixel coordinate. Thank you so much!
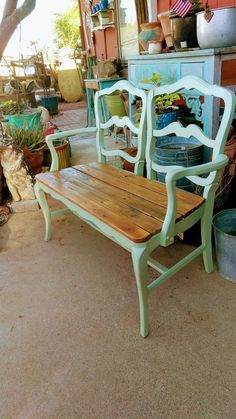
[
  {"left": 128, "top": 47, "right": 236, "bottom": 141},
  {"left": 84, "top": 77, "right": 125, "bottom": 126}
]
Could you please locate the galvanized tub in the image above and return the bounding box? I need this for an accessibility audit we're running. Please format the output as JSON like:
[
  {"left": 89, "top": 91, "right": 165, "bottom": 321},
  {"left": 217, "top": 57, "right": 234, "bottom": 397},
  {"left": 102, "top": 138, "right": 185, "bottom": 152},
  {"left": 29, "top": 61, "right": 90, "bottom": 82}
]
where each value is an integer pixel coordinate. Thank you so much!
[
  {"left": 213, "top": 209, "right": 236, "bottom": 283},
  {"left": 154, "top": 136, "right": 203, "bottom": 191},
  {"left": 197, "top": 7, "right": 236, "bottom": 49}
]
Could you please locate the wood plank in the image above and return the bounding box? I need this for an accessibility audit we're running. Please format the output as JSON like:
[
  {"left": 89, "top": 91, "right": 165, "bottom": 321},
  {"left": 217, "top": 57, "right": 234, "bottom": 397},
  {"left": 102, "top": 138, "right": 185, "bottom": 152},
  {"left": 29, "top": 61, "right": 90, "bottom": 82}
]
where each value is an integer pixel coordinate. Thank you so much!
[
  {"left": 62, "top": 168, "right": 182, "bottom": 222},
  {"left": 36, "top": 163, "right": 205, "bottom": 242},
  {"left": 74, "top": 163, "right": 205, "bottom": 216},
  {"left": 36, "top": 170, "right": 152, "bottom": 243},
  {"left": 56, "top": 169, "right": 165, "bottom": 234},
  {"left": 84, "top": 162, "right": 204, "bottom": 206},
  {"left": 36, "top": 168, "right": 165, "bottom": 235}
]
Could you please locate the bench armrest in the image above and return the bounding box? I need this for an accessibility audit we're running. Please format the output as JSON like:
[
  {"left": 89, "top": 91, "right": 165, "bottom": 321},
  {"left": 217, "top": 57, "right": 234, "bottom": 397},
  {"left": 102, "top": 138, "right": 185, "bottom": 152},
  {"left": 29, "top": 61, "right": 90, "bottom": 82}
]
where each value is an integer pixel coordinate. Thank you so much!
[
  {"left": 165, "top": 154, "right": 228, "bottom": 184},
  {"left": 160, "top": 154, "right": 228, "bottom": 246},
  {"left": 46, "top": 127, "right": 97, "bottom": 171}
]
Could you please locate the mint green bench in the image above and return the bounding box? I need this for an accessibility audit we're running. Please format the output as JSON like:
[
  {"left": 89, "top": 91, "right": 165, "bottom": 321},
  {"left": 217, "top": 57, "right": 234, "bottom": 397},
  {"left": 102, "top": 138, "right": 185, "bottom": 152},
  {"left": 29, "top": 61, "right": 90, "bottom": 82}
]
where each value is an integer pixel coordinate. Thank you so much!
[{"left": 35, "top": 77, "right": 235, "bottom": 337}]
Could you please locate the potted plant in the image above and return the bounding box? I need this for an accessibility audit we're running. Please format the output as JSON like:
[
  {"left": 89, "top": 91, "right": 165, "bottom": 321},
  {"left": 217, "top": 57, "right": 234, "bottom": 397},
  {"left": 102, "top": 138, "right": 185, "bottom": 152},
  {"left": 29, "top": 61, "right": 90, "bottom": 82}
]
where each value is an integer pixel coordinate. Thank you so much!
[
  {"left": 169, "top": 0, "right": 204, "bottom": 50},
  {"left": 134, "top": 73, "right": 180, "bottom": 128},
  {"left": 37, "top": 74, "right": 58, "bottom": 115},
  {"left": 0, "top": 95, "right": 43, "bottom": 132},
  {"left": 3, "top": 123, "right": 45, "bottom": 174}
]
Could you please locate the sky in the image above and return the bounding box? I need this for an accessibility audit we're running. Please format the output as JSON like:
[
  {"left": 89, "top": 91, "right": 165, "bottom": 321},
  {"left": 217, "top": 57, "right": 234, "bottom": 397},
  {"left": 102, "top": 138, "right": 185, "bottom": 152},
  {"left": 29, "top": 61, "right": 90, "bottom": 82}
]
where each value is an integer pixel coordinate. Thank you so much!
[{"left": 0, "top": 0, "right": 74, "bottom": 58}]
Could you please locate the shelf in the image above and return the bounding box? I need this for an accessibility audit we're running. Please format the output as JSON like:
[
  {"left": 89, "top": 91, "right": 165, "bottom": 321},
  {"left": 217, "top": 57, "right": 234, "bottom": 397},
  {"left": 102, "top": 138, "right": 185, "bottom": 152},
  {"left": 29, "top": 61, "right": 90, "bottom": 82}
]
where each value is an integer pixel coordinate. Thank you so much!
[
  {"left": 91, "top": 22, "right": 115, "bottom": 31},
  {"left": 91, "top": 8, "right": 114, "bottom": 17}
]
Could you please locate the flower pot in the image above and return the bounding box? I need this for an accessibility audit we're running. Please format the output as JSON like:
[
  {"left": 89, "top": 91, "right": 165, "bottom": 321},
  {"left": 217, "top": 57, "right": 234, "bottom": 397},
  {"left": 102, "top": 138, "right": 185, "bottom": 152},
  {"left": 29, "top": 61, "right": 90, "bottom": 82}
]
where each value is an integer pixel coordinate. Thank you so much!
[
  {"left": 139, "top": 22, "right": 162, "bottom": 51},
  {"left": 148, "top": 41, "right": 162, "bottom": 55},
  {"left": 158, "top": 12, "right": 174, "bottom": 48},
  {"left": 3, "top": 111, "right": 42, "bottom": 130},
  {"left": 156, "top": 108, "right": 178, "bottom": 129},
  {"left": 170, "top": 12, "right": 199, "bottom": 50},
  {"left": 23, "top": 147, "right": 44, "bottom": 175},
  {"left": 39, "top": 95, "right": 58, "bottom": 115},
  {"left": 43, "top": 139, "right": 70, "bottom": 170},
  {"left": 104, "top": 94, "right": 127, "bottom": 117},
  {"left": 100, "top": 0, "right": 108, "bottom": 10},
  {"left": 197, "top": 7, "right": 236, "bottom": 49}
]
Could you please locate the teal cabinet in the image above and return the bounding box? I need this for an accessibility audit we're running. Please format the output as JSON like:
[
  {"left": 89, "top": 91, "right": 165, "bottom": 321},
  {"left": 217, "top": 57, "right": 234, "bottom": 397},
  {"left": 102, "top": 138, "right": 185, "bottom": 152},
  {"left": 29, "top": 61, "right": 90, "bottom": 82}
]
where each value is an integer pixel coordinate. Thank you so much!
[{"left": 128, "top": 47, "right": 236, "bottom": 140}]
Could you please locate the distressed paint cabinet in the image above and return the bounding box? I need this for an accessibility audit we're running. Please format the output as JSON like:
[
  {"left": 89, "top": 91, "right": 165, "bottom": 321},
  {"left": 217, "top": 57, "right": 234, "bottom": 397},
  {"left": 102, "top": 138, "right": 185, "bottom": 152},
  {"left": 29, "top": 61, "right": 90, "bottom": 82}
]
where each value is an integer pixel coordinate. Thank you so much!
[{"left": 128, "top": 47, "right": 236, "bottom": 141}]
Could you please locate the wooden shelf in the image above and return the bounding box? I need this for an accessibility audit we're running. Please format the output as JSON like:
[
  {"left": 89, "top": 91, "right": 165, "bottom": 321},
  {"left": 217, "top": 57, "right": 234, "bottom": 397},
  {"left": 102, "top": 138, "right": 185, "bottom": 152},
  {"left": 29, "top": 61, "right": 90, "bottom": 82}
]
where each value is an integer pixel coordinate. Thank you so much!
[
  {"left": 91, "top": 22, "right": 115, "bottom": 31},
  {"left": 91, "top": 8, "right": 114, "bottom": 17},
  {"left": 90, "top": 7, "right": 115, "bottom": 31}
]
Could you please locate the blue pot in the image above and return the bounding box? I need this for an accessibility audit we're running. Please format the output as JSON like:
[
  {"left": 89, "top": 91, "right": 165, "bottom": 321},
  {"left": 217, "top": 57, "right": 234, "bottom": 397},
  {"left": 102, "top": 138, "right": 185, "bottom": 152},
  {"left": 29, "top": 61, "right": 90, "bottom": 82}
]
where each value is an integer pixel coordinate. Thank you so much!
[
  {"left": 100, "top": 0, "right": 108, "bottom": 10},
  {"left": 156, "top": 110, "right": 178, "bottom": 129}
]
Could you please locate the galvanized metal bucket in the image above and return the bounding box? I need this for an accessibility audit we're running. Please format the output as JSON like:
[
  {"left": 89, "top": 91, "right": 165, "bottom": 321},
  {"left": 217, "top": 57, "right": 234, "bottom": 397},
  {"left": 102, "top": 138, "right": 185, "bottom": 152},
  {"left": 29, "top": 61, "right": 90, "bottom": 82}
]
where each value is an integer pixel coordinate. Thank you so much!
[{"left": 213, "top": 209, "right": 236, "bottom": 283}]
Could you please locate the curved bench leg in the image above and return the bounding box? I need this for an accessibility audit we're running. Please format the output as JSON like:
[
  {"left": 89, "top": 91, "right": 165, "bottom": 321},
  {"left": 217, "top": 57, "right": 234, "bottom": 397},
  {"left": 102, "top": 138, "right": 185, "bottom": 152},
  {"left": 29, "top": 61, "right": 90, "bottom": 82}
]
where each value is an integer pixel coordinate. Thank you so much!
[
  {"left": 34, "top": 182, "right": 52, "bottom": 241},
  {"left": 201, "top": 211, "right": 213, "bottom": 273},
  {"left": 131, "top": 246, "right": 149, "bottom": 337}
]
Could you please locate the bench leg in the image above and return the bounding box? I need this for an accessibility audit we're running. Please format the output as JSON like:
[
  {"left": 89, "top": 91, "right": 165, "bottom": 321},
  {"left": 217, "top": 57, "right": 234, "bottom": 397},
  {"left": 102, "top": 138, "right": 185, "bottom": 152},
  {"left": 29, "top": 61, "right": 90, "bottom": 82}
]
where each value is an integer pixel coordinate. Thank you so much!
[
  {"left": 34, "top": 182, "right": 52, "bottom": 241},
  {"left": 201, "top": 212, "right": 213, "bottom": 273},
  {"left": 131, "top": 246, "right": 149, "bottom": 338}
]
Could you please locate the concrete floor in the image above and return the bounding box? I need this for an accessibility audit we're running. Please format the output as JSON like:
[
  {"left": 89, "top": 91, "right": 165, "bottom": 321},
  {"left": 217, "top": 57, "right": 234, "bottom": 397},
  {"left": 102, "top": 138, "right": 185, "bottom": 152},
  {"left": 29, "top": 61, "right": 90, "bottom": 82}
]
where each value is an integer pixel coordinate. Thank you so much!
[{"left": 1, "top": 103, "right": 236, "bottom": 419}]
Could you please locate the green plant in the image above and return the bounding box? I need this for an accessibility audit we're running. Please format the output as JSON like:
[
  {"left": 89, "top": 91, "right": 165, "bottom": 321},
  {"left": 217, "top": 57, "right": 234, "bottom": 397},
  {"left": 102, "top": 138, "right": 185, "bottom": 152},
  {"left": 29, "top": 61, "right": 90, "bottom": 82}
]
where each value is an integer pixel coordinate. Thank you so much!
[
  {"left": 133, "top": 73, "right": 180, "bottom": 123},
  {"left": 3, "top": 123, "right": 45, "bottom": 152},
  {"left": 0, "top": 100, "right": 27, "bottom": 116},
  {"left": 190, "top": 0, "right": 203, "bottom": 13},
  {"left": 141, "top": 73, "right": 180, "bottom": 113}
]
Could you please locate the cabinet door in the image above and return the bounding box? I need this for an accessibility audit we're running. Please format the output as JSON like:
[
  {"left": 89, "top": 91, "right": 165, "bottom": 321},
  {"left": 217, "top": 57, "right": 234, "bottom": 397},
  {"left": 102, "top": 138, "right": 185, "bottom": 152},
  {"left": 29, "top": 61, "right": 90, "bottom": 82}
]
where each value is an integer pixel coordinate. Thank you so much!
[
  {"left": 129, "top": 62, "right": 179, "bottom": 87},
  {"left": 180, "top": 62, "right": 205, "bottom": 79}
]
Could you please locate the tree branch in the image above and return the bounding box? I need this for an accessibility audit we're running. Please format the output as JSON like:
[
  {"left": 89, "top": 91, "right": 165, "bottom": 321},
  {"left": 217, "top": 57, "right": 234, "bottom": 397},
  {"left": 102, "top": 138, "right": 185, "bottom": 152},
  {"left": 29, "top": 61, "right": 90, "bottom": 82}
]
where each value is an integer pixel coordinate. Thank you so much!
[
  {"left": 14, "top": 0, "right": 36, "bottom": 25},
  {"left": 2, "top": 0, "right": 17, "bottom": 21}
]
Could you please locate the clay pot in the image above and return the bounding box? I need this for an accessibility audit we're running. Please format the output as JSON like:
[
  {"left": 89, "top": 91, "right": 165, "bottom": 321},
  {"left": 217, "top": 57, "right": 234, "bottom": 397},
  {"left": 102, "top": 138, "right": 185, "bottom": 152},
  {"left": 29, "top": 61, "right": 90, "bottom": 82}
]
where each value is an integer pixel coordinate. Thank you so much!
[
  {"left": 139, "top": 22, "right": 162, "bottom": 51},
  {"left": 23, "top": 147, "right": 44, "bottom": 174},
  {"left": 158, "top": 12, "right": 174, "bottom": 48}
]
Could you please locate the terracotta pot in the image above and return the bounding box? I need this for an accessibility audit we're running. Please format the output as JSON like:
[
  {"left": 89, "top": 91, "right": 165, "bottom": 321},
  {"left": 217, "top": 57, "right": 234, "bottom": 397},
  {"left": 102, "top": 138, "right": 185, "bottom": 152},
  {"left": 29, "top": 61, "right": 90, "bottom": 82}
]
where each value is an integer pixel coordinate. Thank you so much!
[
  {"left": 44, "top": 139, "right": 70, "bottom": 170},
  {"left": 139, "top": 22, "right": 162, "bottom": 51},
  {"left": 158, "top": 12, "right": 174, "bottom": 48},
  {"left": 23, "top": 147, "right": 44, "bottom": 174}
]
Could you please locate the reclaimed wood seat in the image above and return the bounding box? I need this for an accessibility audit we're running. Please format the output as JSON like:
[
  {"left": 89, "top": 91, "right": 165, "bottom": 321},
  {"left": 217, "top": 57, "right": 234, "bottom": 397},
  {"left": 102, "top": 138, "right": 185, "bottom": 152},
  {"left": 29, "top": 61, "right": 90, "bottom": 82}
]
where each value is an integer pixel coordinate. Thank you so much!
[
  {"left": 36, "top": 162, "right": 205, "bottom": 243},
  {"left": 35, "top": 77, "right": 235, "bottom": 337}
]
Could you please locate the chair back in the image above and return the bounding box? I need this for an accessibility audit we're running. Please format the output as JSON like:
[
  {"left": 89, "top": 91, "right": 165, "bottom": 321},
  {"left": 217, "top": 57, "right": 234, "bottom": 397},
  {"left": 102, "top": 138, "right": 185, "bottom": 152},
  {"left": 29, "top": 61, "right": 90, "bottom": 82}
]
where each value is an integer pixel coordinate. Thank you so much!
[
  {"left": 146, "top": 75, "right": 236, "bottom": 189},
  {"left": 94, "top": 80, "right": 147, "bottom": 175}
]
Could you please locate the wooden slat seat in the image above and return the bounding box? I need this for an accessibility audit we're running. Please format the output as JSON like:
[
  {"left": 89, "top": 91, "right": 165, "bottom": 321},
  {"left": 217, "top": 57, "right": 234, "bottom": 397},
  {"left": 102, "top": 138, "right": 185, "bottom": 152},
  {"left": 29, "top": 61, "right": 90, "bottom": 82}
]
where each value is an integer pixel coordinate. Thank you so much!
[{"left": 36, "top": 162, "right": 205, "bottom": 243}]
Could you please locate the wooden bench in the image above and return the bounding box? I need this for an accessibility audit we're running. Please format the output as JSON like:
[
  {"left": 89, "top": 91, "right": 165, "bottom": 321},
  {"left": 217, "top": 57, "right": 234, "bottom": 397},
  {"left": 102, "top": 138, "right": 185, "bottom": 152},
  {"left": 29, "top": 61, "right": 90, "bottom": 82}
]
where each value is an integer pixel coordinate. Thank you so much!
[{"left": 35, "top": 78, "right": 235, "bottom": 337}]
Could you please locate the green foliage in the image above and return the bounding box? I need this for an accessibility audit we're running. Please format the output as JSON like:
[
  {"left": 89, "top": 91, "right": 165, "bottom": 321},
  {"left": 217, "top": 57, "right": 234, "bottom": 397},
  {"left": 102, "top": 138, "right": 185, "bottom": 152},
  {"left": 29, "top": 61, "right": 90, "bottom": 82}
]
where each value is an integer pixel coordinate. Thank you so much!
[
  {"left": 154, "top": 93, "right": 180, "bottom": 113},
  {"left": 137, "top": 73, "right": 180, "bottom": 118},
  {"left": 190, "top": 0, "right": 203, "bottom": 13},
  {"left": 54, "top": 6, "right": 81, "bottom": 52},
  {"left": 0, "top": 100, "right": 27, "bottom": 115},
  {"left": 3, "top": 123, "right": 45, "bottom": 152}
]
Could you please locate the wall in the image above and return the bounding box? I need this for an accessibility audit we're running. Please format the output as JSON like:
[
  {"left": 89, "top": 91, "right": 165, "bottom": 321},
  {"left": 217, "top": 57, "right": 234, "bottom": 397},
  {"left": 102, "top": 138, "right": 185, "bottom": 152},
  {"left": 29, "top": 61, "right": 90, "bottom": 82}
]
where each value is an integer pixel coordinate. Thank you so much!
[{"left": 158, "top": 0, "right": 236, "bottom": 14}]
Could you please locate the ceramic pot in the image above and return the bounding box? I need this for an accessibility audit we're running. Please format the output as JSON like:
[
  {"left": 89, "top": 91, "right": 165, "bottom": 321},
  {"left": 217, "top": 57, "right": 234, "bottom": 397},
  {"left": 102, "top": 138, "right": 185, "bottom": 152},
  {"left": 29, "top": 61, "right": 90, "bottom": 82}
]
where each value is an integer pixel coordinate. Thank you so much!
[
  {"left": 148, "top": 41, "right": 162, "bottom": 55},
  {"left": 197, "top": 6, "right": 236, "bottom": 49},
  {"left": 170, "top": 12, "right": 199, "bottom": 50},
  {"left": 139, "top": 22, "right": 162, "bottom": 51},
  {"left": 100, "top": 0, "right": 108, "bottom": 10}
]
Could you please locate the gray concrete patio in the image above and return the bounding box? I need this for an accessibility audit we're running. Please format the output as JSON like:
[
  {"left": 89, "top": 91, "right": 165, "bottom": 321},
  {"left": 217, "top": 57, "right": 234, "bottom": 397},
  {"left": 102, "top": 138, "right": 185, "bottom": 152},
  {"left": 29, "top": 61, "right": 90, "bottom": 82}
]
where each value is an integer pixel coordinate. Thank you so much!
[{"left": 0, "top": 101, "right": 236, "bottom": 419}]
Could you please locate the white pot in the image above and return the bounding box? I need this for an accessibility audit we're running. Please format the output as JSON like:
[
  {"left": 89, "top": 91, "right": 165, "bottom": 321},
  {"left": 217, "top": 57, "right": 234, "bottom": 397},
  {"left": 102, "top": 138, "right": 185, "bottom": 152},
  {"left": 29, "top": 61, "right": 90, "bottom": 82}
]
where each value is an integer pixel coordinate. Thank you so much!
[
  {"left": 148, "top": 41, "right": 162, "bottom": 55},
  {"left": 197, "top": 6, "right": 236, "bottom": 49}
]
